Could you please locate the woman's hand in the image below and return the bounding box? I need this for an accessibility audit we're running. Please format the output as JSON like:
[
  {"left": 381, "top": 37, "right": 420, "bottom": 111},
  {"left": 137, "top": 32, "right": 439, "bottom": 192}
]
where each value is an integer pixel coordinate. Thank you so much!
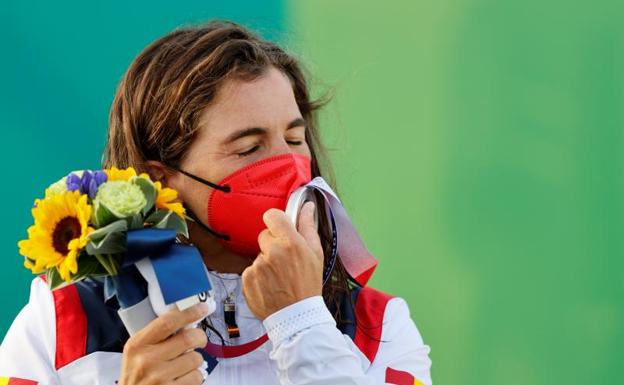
[
  {"left": 242, "top": 201, "right": 324, "bottom": 320},
  {"left": 118, "top": 303, "right": 210, "bottom": 385}
]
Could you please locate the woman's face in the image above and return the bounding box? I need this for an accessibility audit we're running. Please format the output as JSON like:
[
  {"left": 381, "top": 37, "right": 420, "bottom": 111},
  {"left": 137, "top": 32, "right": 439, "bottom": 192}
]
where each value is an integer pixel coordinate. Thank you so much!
[{"left": 163, "top": 66, "right": 311, "bottom": 228}]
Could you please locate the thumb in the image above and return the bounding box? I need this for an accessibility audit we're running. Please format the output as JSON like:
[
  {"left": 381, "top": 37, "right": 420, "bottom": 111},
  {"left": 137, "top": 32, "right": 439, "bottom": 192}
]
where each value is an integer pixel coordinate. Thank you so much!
[{"left": 297, "top": 201, "right": 323, "bottom": 257}]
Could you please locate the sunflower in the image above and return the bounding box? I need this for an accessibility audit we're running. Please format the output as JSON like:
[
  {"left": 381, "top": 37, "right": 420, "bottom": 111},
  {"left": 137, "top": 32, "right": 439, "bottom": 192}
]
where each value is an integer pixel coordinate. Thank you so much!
[
  {"left": 154, "top": 181, "right": 186, "bottom": 218},
  {"left": 18, "top": 190, "right": 94, "bottom": 282}
]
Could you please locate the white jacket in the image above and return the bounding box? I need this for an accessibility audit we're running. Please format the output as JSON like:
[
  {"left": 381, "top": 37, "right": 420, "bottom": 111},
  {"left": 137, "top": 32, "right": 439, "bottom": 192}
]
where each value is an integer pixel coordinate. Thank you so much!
[{"left": 0, "top": 273, "right": 432, "bottom": 385}]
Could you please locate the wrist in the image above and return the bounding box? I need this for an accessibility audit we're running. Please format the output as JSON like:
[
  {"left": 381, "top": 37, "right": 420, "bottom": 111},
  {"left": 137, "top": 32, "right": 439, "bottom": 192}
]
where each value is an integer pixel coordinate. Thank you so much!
[{"left": 262, "top": 295, "right": 334, "bottom": 346}]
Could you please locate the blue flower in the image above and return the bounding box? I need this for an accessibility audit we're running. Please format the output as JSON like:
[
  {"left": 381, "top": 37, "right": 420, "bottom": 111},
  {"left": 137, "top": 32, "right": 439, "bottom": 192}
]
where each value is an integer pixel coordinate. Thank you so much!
[{"left": 66, "top": 170, "right": 108, "bottom": 199}]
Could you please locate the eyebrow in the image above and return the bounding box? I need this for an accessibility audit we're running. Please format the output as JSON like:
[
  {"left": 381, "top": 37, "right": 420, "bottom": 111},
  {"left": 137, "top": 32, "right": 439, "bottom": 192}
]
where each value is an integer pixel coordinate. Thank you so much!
[{"left": 224, "top": 117, "right": 306, "bottom": 144}]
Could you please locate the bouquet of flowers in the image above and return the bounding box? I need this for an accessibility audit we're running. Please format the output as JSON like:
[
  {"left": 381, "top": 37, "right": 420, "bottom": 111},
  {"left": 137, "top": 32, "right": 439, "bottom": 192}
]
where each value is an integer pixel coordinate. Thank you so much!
[{"left": 17, "top": 167, "right": 190, "bottom": 290}]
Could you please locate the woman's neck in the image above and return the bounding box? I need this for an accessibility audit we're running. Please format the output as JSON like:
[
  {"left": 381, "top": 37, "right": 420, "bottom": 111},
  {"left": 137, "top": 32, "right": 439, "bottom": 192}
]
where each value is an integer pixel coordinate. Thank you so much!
[{"left": 187, "top": 222, "right": 253, "bottom": 274}]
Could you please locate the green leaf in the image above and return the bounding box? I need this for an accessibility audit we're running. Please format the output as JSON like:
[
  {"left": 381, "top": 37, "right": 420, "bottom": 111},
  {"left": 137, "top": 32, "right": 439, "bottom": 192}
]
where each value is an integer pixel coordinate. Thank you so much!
[
  {"left": 94, "top": 254, "right": 121, "bottom": 276},
  {"left": 167, "top": 212, "right": 189, "bottom": 238},
  {"left": 88, "top": 219, "right": 127, "bottom": 242},
  {"left": 152, "top": 210, "right": 173, "bottom": 229},
  {"left": 153, "top": 210, "right": 189, "bottom": 238},
  {"left": 128, "top": 212, "right": 144, "bottom": 229},
  {"left": 145, "top": 210, "right": 169, "bottom": 226},
  {"left": 86, "top": 231, "right": 127, "bottom": 255},
  {"left": 44, "top": 253, "right": 117, "bottom": 291},
  {"left": 46, "top": 269, "right": 70, "bottom": 291},
  {"left": 71, "top": 254, "right": 109, "bottom": 281},
  {"left": 132, "top": 176, "right": 156, "bottom": 215}
]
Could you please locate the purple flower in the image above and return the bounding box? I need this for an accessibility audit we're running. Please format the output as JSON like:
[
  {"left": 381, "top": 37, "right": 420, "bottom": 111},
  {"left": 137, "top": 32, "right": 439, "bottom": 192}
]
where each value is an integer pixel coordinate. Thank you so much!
[{"left": 66, "top": 170, "right": 108, "bottom": 199}]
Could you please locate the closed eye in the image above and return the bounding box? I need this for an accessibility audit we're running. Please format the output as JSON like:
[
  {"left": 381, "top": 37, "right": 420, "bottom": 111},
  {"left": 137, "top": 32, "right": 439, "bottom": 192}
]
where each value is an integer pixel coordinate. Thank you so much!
[
  {"left": 236, "top": 140, "right": 303, "bottom": 158},
  {"left": 236, "top": 145, "right": 260, "bottom": 157}
]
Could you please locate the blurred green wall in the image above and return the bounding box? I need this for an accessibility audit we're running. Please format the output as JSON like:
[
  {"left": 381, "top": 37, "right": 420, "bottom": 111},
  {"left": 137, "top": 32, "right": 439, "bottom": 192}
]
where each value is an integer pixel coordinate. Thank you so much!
[
  {"left": 287, "top": 1, "right": 623, "bottom": 384},
  {"left": 2, "top": 1, "right": 623, "bottom": 384}
]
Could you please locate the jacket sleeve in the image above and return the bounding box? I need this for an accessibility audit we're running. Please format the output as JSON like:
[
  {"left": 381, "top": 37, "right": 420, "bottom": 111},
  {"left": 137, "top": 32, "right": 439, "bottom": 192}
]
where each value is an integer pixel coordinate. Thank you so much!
[
  {"left": 263, "top": 295, "right": 432, "bottom": 385},
  {"left": 0, "top": 276, "right": 60, "bottom": 385}
]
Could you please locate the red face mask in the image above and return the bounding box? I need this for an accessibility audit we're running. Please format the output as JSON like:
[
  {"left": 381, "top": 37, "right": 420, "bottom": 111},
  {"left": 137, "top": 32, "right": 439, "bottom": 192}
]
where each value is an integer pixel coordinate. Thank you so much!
[{"left": 174, "top": 153, "right": 312, "bottom": 257}]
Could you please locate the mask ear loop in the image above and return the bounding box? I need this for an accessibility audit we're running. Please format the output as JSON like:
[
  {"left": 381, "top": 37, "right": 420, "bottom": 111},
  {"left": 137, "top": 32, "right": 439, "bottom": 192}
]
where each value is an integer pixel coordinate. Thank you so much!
[
  {"left": 186, "top": 209, "right": 231, "bottom": 241},
  {"left": 162, "top": 164, "right": 231, "bottom": 240},
  {"left": 174, "top": 168, "right": 231, "bottom": 193}
]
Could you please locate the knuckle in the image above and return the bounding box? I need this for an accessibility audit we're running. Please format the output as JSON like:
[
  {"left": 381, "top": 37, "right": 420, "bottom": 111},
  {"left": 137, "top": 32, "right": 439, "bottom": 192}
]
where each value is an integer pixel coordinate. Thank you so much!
[
  {"left": 159, "top": 315, "right": 179, "bottom": 336},
  {"left": 197, "top": 329, "right": 208, "bottom": 346},
  {"left": 190, "top": 369, "right": 203, "bottom": 384},
  {"left": 181, "top": 329, "right": 196, "bottom": 347},
  {"left": 241, "top": 266, "right": 252, "bottom": 282},
  {"left": 259, "top": 237, "right": 275, "bottom": 255},
  {"left": 133, "top": 354, "right": 150, "bottom": 375},
  {"left": 143, "top": 372, "right": 161, "bottom": 385},
  {"left": 267, "top": 239, "right": 287, "bottom": 257},
  {"left": 123, "top": 338, "right": 138, "bottom": 354},
  {"left": 188, "top": 328, "right": 207, "bottom": 347},
  {"left": 253, "top": 256, "right": 267, "bottom": 268},
  {"left": 190, "top": 351, "right": 204, "bottom": 367},
  {"left": 282, "top": 238, "right": 297, "bottom": 254},
  {"left": 258, "top": 228, "right": 269, "bottom": 243},
  {"left": 255, "top": 257, "right": 273, "bottom": 275}
]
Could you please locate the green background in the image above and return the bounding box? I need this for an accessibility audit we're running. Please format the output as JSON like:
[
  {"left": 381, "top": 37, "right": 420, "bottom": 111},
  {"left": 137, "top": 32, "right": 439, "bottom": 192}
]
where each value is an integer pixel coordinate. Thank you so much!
[{"left": 2, "top": 1, "right": 622, "bottom": 384}]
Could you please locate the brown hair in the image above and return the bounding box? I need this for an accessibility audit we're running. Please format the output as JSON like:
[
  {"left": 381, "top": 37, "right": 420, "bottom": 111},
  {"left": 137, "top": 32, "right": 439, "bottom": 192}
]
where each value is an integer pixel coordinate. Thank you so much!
[{"left": 103, "top": 20, "right": 356, "bottom": 325}]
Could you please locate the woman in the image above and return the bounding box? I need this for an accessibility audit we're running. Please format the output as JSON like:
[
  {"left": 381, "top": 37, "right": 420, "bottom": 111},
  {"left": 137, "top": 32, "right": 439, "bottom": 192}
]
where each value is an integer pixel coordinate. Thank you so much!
[{"left": 0, "top": 20, "right": 432, "bottom": 385}]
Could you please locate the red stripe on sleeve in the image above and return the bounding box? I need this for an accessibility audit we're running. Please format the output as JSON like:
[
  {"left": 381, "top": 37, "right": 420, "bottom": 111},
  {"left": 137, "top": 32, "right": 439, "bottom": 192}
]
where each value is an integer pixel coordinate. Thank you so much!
[
  {"left": 385, "top": 367, "right": 415, "bottom": 385},
  {"left": 38, "top": 275, "right": 88, "bottom": 369},
  {"left": 353, "top": 287, "right": 394, "bottom": 362},
  {"left": 7, "top": 377, "right": 38, "bottom": 385}
]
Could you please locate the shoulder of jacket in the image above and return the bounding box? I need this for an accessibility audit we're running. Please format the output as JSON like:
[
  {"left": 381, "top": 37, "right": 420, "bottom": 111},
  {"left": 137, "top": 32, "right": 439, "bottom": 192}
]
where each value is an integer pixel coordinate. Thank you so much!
[{"left": 34, "top": 275, "right": 128, "bottom": 369}]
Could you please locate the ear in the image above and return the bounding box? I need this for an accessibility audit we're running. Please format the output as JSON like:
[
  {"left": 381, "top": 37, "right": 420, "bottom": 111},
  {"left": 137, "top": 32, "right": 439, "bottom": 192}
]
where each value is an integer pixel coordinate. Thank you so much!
[{"left": 144, "top": 160, "right": 171, "bottom": 184}]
